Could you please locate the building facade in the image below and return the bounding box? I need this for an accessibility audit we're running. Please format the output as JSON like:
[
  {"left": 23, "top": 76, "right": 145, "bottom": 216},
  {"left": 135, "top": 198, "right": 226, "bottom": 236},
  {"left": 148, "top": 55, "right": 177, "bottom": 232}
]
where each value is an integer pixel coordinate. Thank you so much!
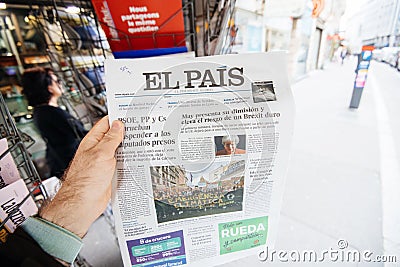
[
  {"left": 233, "top": 0, "right": 346, "bottom": 81},
  {"left": 346, "top": 0, "right": 400, "bottom": 49},
  {"left": 151, "top": 166, "right": 187, "bottom": 189}
]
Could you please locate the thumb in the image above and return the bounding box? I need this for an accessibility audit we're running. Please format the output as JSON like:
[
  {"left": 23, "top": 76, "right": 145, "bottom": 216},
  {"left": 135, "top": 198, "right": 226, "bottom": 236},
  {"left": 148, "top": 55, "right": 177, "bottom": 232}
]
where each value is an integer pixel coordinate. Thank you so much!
[{"left": 97, "top": 120, "right": 124, "bottom": 157}]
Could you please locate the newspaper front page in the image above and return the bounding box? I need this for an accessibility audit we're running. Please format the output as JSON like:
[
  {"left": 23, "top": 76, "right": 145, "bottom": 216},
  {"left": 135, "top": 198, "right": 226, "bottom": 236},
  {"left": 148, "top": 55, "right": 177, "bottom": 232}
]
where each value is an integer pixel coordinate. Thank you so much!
[{"left": 105, "top": 52, "right": 294, "bottom": 267}]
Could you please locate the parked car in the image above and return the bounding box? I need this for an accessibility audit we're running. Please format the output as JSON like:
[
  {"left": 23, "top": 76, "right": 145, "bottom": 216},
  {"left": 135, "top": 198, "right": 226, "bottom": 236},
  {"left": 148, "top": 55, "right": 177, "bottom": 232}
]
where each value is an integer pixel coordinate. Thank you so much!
[
  {"left": 397, "top": 54, "right": 400, "bottom": 71},
  {"left": 387, "top": 49, "right": 400, "bottom": 67}
]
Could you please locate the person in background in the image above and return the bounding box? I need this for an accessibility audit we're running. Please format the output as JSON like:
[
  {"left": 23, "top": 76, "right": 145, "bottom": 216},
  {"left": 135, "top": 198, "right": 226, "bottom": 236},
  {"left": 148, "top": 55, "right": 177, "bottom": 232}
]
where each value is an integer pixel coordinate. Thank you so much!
[
  {"left": 340, "top": 46, "right": 348, "bottom": 65},
  {"left": 22, "top": 67, "right": 88, "bottom": 178},
  {"left": 0, "top": 116, "right": 124, "bottom": 266},
  {"left": 216, "top": 135, "right": 246, "bottom": 156}
]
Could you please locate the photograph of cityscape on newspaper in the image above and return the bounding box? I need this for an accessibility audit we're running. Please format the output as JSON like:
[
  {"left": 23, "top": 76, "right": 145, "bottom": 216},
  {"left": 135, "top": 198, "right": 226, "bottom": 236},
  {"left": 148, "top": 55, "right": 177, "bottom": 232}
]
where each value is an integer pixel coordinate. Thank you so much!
[
  {"left": 151, "top": 161, "right": 245, "bottom": 223},
  {"left": 105, "top": 52, "right": 295, "bottom": 267}
]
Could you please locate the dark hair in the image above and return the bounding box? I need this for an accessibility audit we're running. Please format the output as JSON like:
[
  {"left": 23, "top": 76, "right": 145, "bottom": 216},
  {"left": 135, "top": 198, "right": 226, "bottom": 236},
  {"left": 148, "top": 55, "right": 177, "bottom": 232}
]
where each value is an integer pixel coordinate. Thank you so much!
[{"left": 22, "top": 67, "right": 53, "bottom": 106}]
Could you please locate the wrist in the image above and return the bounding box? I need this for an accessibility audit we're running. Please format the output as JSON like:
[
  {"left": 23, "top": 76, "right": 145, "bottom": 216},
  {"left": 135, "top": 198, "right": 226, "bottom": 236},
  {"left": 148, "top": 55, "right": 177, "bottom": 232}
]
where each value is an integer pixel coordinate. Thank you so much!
[
  {"left": 40, "top": 205, "right": 88, "bottom": 238},
  {"left": 40, "top": 185, "right": 91, "bottom": 238}
]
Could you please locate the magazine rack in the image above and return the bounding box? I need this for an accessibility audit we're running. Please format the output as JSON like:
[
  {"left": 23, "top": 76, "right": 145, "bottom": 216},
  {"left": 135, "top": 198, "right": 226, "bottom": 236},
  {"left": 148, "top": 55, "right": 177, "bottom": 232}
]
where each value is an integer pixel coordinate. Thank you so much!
[
  {"left": 0, "top": 95, "right": 93, "bottom": 266},
  {"left": 0, "top": 94, "right": 48, "bottom": 232},
  {"left": 20, "top": 2, "right": 108, "bottom": 128}
]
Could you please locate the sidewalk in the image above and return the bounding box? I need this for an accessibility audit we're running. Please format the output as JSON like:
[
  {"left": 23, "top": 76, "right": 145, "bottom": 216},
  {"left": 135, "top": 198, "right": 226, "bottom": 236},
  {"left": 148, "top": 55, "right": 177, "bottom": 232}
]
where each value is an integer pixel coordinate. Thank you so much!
[{"left": 226, "top": 58, "right": 385, "bottom": 266}]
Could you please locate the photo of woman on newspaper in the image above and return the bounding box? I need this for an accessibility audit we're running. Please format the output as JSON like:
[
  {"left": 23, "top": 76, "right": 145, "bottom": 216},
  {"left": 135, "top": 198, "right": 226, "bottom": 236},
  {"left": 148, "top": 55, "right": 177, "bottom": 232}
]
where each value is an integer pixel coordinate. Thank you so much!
[
  {"left": 151, "top": 161, "right": 245, "bottom": 223},
  {"left": 215, "top": 135, "right": 246, "bottom": 156}
]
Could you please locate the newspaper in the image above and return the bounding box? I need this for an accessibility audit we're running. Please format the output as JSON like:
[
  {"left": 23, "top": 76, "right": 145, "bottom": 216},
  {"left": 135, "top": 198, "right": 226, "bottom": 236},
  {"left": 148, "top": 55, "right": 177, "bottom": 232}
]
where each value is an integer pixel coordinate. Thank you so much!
[{"left": 105, "top": 52, "right": 294, "bottom": 267}]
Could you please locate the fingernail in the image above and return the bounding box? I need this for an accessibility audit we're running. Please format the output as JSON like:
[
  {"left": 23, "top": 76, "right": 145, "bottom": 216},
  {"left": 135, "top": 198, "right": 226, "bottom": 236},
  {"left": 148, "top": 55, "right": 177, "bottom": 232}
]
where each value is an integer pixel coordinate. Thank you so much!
[{"left": 111, "top": 120, "right": 122, "bottom": 132}]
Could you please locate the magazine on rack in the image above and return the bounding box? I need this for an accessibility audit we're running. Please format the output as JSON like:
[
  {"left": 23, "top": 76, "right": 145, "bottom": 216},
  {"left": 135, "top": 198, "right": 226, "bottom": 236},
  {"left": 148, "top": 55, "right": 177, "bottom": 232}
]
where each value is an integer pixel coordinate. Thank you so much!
[
  {"left": 0, "top": 178, "right": 38, "bottom": 240},
  {"left": 105, "top": 52, "right": 295, "bottom": 267},
  {"left": 0, "top": 138, "right": 21, "bottom": 189}
]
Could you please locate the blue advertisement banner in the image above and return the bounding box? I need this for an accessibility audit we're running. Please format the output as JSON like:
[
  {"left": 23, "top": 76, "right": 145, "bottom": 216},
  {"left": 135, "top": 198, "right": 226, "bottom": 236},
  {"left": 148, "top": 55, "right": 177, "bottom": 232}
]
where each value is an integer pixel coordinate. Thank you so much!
[{"left": 127, "top": 230, "right": 187, "bottom": 267}]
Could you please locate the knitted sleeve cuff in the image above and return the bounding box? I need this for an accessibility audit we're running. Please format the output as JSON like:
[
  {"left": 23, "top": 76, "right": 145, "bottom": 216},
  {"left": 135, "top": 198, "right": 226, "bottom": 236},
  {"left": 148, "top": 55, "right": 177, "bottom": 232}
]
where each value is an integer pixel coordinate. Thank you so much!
[{"left": 21, "top": 216, "right": 83, "bottom": 263}]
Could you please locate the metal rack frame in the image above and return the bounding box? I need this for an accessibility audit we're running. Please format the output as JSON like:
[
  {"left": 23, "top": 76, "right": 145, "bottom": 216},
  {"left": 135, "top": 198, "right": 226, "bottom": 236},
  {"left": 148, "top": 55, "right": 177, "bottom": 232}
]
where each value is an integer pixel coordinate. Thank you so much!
[{"left": 0, "top": 94, "right": 47, "bottom": 234}]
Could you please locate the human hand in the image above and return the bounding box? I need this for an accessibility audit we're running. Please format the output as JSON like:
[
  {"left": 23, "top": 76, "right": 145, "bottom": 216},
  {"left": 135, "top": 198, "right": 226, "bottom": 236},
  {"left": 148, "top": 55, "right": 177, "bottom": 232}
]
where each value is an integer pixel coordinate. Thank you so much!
[{"left": 40, "top": 116, "right": 124, "bottom": 237}]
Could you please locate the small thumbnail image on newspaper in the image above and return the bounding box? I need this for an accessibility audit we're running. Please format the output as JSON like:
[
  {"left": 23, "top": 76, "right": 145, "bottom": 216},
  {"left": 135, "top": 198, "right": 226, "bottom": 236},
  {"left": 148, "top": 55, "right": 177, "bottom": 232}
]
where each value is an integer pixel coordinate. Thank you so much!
[
  {"left": 214, "top": 134, "right": 246, "bottom": 156},
  {"left": 151, "top": 161, "right": 245, "bottom": 223},
  {"left": 252, "top": 81, "right": 277, "bottom": 103}
]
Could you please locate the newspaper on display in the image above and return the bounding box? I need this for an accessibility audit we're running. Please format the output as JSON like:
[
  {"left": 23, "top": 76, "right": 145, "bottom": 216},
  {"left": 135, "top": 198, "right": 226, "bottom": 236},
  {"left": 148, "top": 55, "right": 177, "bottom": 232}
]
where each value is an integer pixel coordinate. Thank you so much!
[
  {"left": 0, "top": 179, "right": 38, "bottom": 237},
  {"left": 0, "top": 138, "right": 21, "bottom": 189},
  {"left": 105, "top": 52, "right": 295, "bottom": 267}
]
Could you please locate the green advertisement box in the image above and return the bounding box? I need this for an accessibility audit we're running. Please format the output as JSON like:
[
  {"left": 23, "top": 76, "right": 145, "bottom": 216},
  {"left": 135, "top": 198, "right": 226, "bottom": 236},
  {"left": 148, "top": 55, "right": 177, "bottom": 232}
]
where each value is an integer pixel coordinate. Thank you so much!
[{"left": 218, "top": 216, "right": 268, "bottom": 255}]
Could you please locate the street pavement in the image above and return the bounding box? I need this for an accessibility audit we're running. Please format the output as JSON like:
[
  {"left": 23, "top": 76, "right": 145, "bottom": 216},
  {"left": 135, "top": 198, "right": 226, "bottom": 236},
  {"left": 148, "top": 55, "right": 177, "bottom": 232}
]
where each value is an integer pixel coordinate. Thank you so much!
[{"left": 79, "top": 57, "right": 400, "bottom": 266}]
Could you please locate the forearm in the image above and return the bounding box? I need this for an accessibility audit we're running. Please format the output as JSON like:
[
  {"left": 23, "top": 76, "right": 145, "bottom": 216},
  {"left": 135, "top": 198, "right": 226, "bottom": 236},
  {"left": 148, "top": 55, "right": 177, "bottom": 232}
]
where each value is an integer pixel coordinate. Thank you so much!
[{"left": 40, "top": 179, "right": 94, "bottom": 238}]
